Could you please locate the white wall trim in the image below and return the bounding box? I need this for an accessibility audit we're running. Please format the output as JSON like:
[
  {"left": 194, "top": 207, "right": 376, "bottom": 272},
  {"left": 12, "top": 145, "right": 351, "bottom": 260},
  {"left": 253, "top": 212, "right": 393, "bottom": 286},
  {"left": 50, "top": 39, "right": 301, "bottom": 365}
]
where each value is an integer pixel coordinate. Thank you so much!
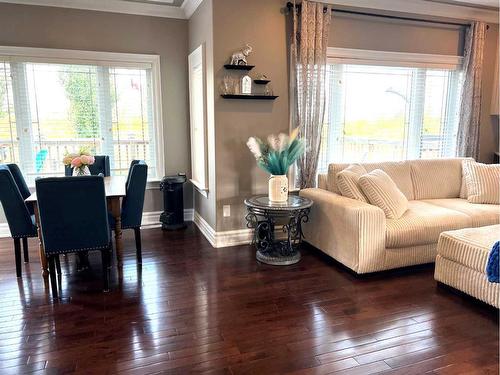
[
  {"left": 0, "top": 224, "right": 9, "bottom": 238},
  {"left": 192, "top": 210, "right": 287, "bottom": 248},
  {"left": 327, "top": 47, "right": 464, "bottom": 69},
  {"left": 193, "top": 211, "right": 252, "bottom": 248},
  {"left": 0, "top": 45, "right": 158, "bottom": 68},
  {"left": 0, "top": 209, "right": 195, "bottom": 237},
  {"left": 182, "top": 0, "right": 203, "bottom": 19},
  {"left": 192, "top": 210, "right": 216, "bottom": 247},
  {"left": 0, "top": 0, "right": 187, "bottom": 19},
  {"left": 322, "top": 0, "right": 499, "bottom": 23}
]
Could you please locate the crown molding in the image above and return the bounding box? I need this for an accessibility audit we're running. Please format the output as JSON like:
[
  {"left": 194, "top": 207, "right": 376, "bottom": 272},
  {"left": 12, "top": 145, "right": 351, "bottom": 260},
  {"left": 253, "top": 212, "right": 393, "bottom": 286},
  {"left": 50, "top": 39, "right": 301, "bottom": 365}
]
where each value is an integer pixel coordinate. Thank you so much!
[
  {"left": 0, "top": 0, "right": 187, "bottom": 19},
  {"left": 182, "top": 0, "right": 203, "bottom": 18},
  {"left": 323, "top": 0, "right": 499, "bottom": 23}
]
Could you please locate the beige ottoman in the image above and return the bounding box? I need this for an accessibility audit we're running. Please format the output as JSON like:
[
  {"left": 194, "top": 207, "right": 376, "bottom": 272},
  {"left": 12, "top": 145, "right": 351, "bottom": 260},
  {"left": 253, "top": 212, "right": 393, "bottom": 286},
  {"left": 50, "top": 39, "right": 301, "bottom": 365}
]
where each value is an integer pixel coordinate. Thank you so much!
[{"left": 435, "top": 225, "right": 499, "bottom": 308}]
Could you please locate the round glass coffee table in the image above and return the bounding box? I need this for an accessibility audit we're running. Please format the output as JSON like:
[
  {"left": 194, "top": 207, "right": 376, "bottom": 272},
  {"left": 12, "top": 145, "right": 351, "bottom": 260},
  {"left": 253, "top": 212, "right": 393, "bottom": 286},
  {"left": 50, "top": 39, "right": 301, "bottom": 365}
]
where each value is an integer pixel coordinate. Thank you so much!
[{"left": 244, "top": 195, "right": 313, "bottom": 265}]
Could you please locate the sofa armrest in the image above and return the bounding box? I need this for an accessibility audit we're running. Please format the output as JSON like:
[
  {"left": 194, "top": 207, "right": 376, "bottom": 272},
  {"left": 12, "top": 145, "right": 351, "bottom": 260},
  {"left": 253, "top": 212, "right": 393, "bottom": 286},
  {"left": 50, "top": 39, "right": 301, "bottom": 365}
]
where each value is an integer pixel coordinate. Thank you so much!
[{"left": 300, "top": 188, "right": 387, "bottom": 273}]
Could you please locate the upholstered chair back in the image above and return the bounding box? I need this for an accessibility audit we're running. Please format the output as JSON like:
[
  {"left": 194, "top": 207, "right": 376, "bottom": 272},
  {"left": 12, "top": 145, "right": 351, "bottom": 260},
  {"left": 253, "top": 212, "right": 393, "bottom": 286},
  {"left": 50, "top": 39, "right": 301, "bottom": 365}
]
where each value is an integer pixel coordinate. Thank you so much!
[
  {"left": 125, "top": 159, "right": 141, "bottom": 187},
  {"left": 6, "top": 163, "right": 34, "bottom": 215},
  {"left": 0, "top": 165, "right": 36, "bottom": 238},
  {"left": 35, "top": 176, "right": 110, "bottom": 255},
  {"left": 65, "top": 155, "right": 111, "bottom": 177},
  {"left": 121, "top": 161, "right": 148, "bottom": 229}
]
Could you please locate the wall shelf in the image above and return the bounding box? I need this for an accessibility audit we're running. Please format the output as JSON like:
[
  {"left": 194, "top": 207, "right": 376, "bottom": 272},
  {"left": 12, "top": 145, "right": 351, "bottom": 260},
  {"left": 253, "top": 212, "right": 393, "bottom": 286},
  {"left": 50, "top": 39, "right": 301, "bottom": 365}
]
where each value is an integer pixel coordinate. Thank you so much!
[
  {"left": 221, "top": 94, "right": 278, "bottom": 100},
  {"left": 223, "top": 64, "right": 254, "bottom": 70},
  {"left": 254, "top": 79, "right": 270, "bottom": 84}
]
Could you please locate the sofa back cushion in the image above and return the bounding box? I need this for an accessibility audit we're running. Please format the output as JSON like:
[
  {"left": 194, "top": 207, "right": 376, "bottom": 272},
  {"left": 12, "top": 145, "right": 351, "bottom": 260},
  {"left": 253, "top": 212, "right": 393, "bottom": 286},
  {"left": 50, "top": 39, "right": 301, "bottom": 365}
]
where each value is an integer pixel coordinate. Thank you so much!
[
  {"left": 328, "top": 161, "right": 414, "bottom": 200},
  {"left": 336, "top": 164, "right": 368, "bottom": 202},
  {"left": 358, "top": 169, "right": 408, "bottom": 219},
  {"left": 409, "top": 158, "right": 467, "bottom": 200},
  {"left": 462, "top": 159, "right": 500, "bottom": 204}
]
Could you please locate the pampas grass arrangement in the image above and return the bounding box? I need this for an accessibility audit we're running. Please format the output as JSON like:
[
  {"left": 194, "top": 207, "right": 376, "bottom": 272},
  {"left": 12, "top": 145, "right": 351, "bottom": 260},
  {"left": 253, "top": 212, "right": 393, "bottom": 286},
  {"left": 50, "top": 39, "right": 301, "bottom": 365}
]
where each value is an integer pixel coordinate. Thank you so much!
[{"left": 247, "top": 128, "right": 305, "bottom": 175}]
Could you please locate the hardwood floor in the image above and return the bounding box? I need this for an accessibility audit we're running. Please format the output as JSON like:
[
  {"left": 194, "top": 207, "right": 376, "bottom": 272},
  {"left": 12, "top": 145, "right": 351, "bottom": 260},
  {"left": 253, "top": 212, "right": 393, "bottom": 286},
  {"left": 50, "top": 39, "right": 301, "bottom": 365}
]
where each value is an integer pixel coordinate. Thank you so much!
[{"left": 0, "top": 224, "right": 497, "bottom": 374}]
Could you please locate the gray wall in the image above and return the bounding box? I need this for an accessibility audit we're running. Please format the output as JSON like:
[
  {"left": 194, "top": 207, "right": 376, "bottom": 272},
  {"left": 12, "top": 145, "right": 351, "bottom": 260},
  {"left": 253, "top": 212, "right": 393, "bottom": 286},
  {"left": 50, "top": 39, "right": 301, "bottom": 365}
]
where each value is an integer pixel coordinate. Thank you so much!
[
  {"left": 212, "top": 0, "right": 290, "bottom": 232},
  {"left": 0, "top": 2, "right": 192, "bottom": 225},
  {"left": 203, "top": 0, "right": 499, "bottom": 233}
]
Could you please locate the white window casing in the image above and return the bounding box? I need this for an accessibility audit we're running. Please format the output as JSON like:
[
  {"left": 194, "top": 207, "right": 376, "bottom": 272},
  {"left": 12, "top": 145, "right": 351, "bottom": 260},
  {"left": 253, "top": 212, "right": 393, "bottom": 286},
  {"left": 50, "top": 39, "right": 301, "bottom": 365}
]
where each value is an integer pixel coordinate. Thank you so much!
[{"left": 0, "top": 46, "right": 164, "bottom": 183}]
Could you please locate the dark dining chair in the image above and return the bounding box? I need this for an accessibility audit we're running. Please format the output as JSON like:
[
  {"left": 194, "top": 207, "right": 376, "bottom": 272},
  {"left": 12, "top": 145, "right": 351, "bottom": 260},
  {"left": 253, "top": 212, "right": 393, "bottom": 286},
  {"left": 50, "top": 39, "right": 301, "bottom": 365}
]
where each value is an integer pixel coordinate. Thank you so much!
[
  {"left": 65, "top": 155, "right": 111, "bottom": 177},
  {"left": 125, "top": 159, "right": 140, "bottom": 186},
  {"left": 0, "top": 165, "right": 37, "bottom": 277},
  {"left": 109, "top": 161, "right": 148, "bottom": 263},
  {"left": 36, "top": 176, "right": 112, "bottom": 297}
]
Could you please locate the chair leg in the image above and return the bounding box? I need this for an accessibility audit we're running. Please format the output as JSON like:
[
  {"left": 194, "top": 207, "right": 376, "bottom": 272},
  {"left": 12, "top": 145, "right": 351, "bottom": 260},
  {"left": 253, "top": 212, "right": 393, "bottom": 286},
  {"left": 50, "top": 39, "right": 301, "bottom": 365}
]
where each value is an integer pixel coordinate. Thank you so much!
[
  {"left": 13, "top": 238, "right": 22, "bottom": 278},
  {"left": 102, "top": 249, "right": 110, "bottom": 293},
  {"left": 22, "top": 237, "right": 29, "bottom": 263},
  {"left": 48, "top": 256, "right": 58, "bottom": 299},
  {"left": 134, "top": 227, "right": 142, "bottom": 264},
  {"left": 55, "top": 255, "right": 61, "bottom": 275}
]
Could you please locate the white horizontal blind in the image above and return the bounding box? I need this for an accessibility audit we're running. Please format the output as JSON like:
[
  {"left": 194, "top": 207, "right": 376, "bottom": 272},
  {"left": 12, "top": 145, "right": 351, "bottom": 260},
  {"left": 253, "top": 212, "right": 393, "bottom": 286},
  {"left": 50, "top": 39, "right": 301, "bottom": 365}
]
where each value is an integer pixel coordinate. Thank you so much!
[
  {"left": 318, "top": 62, "right": 462, "bottom": 173},
  {"left": 0, "top": 59, "right": 157, "bottom": 183}
]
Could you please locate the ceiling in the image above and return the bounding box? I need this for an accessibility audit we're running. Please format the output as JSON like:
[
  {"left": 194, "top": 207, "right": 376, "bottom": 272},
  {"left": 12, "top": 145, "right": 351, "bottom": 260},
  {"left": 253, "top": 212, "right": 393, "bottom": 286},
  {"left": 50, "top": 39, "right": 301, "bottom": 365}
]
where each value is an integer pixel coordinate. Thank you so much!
[
  {"left": 0, "top": 0, "right": 202, "bottom": 18},
  {"left": 0, "top": 0, "right": 497, "bottom": 21}
]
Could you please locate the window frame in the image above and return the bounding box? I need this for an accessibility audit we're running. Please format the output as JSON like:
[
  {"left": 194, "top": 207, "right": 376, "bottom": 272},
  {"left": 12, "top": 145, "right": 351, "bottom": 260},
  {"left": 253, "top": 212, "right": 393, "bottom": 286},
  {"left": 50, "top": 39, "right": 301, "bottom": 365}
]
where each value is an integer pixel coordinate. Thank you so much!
[
  {"left": 0, "top": 45, "right": 165, "bottom": 183},
  {"left": 320, "top": 47, "right": 463, "bottom": 168},
  {"left": 188, "top": 44, "right": 209, "bottom": 197}
]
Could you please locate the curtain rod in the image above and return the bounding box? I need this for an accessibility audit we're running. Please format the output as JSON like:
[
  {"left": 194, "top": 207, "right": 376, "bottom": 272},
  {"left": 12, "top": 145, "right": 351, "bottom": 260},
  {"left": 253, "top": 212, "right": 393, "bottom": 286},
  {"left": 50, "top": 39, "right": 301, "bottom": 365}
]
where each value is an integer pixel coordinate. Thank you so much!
[{"left": 284, "top": 2, "right": 486, "bottom": 28}]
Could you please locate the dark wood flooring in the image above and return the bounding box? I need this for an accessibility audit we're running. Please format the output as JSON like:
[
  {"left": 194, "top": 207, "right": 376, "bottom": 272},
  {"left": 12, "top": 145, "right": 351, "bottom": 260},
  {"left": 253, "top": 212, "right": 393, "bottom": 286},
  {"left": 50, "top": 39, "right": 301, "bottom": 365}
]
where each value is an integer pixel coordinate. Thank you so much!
[{"left": 0, "top": 224, "right": 498, "bottom": 374}]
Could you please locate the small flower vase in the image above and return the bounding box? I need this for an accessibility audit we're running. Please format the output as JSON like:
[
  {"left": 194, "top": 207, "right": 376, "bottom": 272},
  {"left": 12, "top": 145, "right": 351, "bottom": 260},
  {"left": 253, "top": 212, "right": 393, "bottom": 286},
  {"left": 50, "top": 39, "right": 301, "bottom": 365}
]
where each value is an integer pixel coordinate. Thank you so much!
[
  {"left": 269, "top": 175, "right": 288, "bottom": 202},
  {"left": 72, "top": 165, "right": 91, "bottom": 176}
]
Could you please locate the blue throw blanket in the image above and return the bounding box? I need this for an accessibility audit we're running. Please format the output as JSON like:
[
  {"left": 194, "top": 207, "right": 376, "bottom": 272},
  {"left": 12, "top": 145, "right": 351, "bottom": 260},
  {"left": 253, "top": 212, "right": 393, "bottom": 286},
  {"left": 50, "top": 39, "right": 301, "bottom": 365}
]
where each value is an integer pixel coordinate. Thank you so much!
[{"left": 486, "top": 241, "right": 499, "bottom": 283}]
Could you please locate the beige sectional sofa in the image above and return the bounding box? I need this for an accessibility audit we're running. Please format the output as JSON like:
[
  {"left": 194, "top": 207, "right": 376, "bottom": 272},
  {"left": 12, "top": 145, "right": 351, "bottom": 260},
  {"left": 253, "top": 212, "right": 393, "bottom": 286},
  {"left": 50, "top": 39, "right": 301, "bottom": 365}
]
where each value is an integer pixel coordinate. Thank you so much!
[{"left": 299, "top": 158, "right": 500, "bottom": 274}]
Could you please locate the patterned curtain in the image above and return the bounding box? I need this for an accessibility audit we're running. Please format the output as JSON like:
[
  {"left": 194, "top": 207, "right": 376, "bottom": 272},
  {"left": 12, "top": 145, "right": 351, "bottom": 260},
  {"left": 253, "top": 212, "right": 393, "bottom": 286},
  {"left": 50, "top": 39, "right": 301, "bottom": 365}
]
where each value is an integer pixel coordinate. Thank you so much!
[
  {"left": 456, "top": 21, "right": 487, "bottom": 159},
  {"left": 290, "top": 0, "right": 331, "bottom": 188}
]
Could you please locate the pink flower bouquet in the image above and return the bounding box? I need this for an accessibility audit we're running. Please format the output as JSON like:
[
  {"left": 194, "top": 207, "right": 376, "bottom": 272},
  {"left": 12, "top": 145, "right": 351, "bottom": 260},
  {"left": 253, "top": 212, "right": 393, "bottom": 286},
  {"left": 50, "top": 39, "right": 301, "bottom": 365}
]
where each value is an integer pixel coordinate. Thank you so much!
[{"left": 63, "top": 148, "right": 95, "bottom": 176}]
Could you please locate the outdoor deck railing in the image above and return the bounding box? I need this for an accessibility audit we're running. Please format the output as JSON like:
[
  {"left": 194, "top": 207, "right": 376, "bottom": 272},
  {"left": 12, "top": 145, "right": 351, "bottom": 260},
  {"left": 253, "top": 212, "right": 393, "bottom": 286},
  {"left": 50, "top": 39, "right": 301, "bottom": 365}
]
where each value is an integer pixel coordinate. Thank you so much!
[{"left": 0, "top": 138, "right": 151, "bottom": 177}]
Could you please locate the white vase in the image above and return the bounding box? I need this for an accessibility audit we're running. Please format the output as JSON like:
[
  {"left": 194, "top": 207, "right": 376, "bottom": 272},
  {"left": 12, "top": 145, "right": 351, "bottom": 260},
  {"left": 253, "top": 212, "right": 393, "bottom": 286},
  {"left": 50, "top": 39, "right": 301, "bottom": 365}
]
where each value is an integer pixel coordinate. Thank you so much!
[
  {"left": 269, "top": 175, "right": 288, "bottom": 202},
  {"left": 73, "top": 165, "right": 91, "bottom": 176}
]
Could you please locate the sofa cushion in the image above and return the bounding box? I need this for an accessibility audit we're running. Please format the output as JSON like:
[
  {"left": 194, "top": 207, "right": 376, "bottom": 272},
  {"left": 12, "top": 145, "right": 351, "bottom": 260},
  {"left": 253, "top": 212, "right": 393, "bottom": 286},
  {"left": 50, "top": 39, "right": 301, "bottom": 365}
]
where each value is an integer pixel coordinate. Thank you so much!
[
  {"left": 327, "top": 163, "right": 349, "bottom": 193},
  {"left": 423, "top": 199, "right": 500, "bottom": 227},
  {"left": 386, "top": 201, "right": 471, "bottom": 248},
  {"left": 410, "top": 158, "right": 464, "bottom": 200},
  {"left": 462, "top": 159, "right": 500, "bottom": 204},
  {"left": 359, "top": 169, "right": 408, "bottom": 219},
  {"left": 336, "top": 164, "right": 368, "bottom": 202},
  {"left": 328, "top": 161, "right": 414, "bottom": 200},
  {"left": 437, "top": 225, "right": 500, "bottom": 273}
]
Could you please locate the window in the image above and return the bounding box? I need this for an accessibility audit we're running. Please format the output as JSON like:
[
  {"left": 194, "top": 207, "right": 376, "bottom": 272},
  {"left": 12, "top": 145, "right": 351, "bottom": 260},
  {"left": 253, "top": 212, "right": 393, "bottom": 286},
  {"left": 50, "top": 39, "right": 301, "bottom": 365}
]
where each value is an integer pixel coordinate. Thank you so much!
[
  {"left": 188, "top": 44, "right": 208, "bottom": 195},
  {"left": 317, "top": 48, "right": 463, "bottom": 173},
  {"left": 0, "top": 47, "right": 163, "bottom": 184}
]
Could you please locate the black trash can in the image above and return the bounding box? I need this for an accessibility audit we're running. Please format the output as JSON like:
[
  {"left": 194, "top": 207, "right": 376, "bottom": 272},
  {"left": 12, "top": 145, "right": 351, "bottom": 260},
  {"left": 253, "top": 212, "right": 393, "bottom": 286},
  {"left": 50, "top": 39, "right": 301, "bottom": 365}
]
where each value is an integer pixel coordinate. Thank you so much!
[{"left": 159, "top": 173, "right": 187, "bottom": 230}]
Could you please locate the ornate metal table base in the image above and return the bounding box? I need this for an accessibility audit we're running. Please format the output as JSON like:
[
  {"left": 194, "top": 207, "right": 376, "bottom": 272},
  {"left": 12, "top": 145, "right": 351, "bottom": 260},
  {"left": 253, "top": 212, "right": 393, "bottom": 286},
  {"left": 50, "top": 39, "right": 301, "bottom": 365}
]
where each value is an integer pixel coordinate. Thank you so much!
[
  {"left": 244, "top": 195, "right": 312, "bottom": 266},
  {"left": 256, "top": 246, "right": 301, "bottom": 266}
]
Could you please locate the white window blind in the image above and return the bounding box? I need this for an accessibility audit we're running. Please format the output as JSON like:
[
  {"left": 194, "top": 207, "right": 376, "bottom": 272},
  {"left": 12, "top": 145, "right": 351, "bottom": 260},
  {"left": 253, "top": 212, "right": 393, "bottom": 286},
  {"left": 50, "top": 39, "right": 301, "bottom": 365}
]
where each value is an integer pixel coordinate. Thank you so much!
[
  {"left": 317, "top": 49, "right": 463, "bottom": 173},
  {"left": 0, "top": 52, "right": 160, "bottom": 184}
]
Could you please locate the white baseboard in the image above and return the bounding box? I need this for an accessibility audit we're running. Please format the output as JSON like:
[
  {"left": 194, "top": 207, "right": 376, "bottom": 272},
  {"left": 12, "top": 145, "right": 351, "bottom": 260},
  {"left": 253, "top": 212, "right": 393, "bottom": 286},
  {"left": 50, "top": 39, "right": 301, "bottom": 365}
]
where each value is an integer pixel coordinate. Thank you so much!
[
  {"left": 193, "top": 210, "right": 280, "bottom": 248},
  {"left": 0, "top": 209, "right": 195, "bottom": 238},
  {"left": 192, "top": 211, "right": 217, "bottom": 247},
  {"left": 0, "top": 223, "right": 8, "bottom": 238}
]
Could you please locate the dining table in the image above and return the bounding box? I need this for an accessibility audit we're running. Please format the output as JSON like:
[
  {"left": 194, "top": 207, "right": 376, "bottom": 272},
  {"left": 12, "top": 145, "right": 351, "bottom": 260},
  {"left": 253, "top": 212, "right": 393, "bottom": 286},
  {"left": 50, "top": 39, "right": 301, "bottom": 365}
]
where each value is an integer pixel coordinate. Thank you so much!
[{"left": 25, "top": 175, "right": 127, "bottom": 276}]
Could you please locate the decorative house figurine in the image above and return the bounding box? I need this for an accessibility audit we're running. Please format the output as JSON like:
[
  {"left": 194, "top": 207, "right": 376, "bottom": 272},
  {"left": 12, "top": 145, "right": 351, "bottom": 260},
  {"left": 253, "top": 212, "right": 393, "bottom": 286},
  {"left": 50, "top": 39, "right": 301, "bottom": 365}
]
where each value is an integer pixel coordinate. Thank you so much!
[
  {"left": 229, "top": 44, "right": 253, "bottom": 65},
  {"left": 241, "top": 75, "right": 252, "bottom": 94}
]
